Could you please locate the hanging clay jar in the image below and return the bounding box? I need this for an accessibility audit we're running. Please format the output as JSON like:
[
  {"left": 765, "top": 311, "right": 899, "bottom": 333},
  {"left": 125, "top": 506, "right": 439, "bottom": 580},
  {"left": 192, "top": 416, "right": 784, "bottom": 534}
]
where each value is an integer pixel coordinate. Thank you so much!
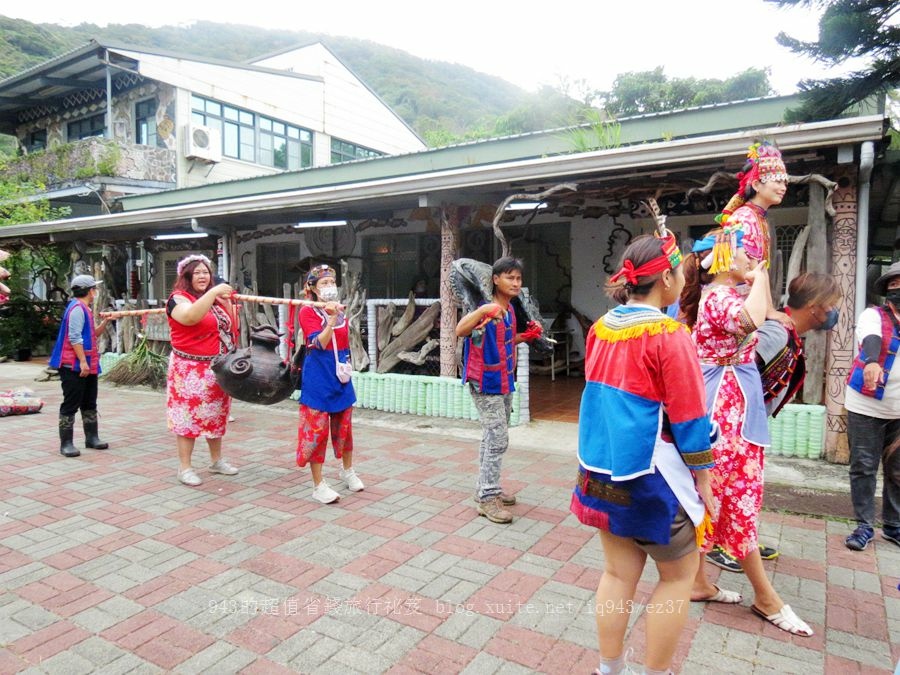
[{"left": 211, "top": 324, "right": 294, "bottom": 405}]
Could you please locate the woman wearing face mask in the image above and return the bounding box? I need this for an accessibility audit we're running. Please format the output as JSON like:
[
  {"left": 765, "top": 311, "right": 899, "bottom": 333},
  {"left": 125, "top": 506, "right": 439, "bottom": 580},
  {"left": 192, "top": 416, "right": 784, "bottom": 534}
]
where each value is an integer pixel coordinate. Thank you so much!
[
  {"left": 843, "top": 262, "right": 900, "bottom": 552},
  {"left": 296, "top": 264, "right": 361, "bottom": 504},
  {"left": 679, "top": 228, "right": 814, "bottom": 637},
  {"left": 756, "top": 272, "right": 841, "bottom": 417}
]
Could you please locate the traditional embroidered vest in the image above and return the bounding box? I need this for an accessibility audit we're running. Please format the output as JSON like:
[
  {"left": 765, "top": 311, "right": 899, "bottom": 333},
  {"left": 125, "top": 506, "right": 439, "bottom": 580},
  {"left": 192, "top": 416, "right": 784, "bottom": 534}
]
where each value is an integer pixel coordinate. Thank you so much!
[
  {"left": 760, "top": 319, "right": 805, "bottom": 417},
  {"left": 461, "top": 305, "right": 516, "bottom": 394},
  {"left": 847, "top": 306, "right": 900, "bottom": 400}
]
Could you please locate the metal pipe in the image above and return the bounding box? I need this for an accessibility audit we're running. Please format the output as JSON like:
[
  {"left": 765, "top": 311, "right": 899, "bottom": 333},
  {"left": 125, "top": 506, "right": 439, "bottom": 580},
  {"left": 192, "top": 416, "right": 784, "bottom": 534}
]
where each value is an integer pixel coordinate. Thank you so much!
[
  {"left": 105, "top": 50, "right": 113, "bottom": 140},
  {"left": 855, "top": 141, "right": 876, "bottom": 319}
]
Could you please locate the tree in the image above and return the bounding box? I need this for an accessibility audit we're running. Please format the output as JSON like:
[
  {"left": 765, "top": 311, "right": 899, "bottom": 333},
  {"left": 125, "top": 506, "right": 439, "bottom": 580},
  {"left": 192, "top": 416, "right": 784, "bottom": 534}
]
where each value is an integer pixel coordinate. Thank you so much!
[
  {"left": 593, "top": 67, "right": 772, "bottom": 117},
  {"left": 0, "top": 177, "right": 70, "bottom": 226},
  {"left": 769, "top": 0, "right": 899, "bottom": 122}
]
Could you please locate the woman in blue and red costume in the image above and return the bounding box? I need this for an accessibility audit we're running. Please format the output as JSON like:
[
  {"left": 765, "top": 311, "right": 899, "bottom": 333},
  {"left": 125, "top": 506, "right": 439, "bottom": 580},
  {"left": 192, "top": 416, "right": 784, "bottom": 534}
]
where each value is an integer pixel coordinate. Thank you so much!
[
  {"left": 679, "top": 228, "right": 814, "bottom": 637},
  {"left": 571, "top": 233, "right": 716, "bottom": 675}
]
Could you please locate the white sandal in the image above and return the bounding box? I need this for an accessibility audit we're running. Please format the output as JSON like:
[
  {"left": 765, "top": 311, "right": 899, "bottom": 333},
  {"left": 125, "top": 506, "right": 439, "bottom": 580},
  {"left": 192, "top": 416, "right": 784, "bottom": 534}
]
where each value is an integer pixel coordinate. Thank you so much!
[
  {"left": 751, "top": 603, "right": 813, "bottom": 636},
  {"left": 695, "top": 584, "right": 742, "bottom": 604}
]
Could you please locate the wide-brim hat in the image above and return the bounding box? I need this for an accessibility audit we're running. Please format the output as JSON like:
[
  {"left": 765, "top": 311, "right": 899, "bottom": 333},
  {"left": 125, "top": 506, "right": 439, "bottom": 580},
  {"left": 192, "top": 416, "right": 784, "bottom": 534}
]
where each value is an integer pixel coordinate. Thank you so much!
[{"left": 873, "top": 261, "right": 900, "bottom": 295}]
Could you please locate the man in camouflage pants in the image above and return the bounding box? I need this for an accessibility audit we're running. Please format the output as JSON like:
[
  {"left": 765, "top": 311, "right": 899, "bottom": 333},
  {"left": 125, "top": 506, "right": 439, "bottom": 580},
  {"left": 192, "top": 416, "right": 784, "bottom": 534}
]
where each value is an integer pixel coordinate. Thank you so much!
[{"left": 456, "top": 257, "right": 543, "bottom": 523}]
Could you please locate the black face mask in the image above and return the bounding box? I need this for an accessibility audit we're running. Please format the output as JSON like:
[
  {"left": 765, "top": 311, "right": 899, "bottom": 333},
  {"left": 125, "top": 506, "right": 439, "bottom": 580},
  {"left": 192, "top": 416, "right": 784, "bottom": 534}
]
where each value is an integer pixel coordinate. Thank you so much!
[{"left": 886, "top": 289, "right": 900, "bottom": 307}]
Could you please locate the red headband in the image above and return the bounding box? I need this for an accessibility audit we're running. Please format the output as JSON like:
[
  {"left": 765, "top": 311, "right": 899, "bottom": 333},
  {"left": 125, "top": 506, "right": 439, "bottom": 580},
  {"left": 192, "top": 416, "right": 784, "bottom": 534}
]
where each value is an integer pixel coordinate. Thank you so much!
[{"left": 610, "top": 236, "right": 682, "bottom": 286}]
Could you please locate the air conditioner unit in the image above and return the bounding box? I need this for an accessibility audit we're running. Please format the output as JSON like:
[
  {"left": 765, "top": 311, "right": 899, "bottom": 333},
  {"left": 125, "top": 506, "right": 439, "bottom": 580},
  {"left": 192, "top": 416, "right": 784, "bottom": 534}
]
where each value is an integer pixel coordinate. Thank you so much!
[{"left": 183, "top": 124, "right": 222, "bottom": 163}]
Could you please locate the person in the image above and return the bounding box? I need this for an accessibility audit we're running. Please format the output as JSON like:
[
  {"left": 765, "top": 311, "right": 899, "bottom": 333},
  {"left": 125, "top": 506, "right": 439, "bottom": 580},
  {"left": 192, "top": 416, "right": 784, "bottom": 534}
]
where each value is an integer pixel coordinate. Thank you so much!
[
  {"left": 843, "top": 261, "right": 900, "bottom": 551},
  {"left": 49, "top": 274, "right": 110, "bottom": 458},
  {"left": 571, "top": 233, "right": 716, "bottom": 675},
  {"left": 707, "top": 271, "right": 841, "bottom": 572},
  {"left": 296, "top": 264, "right": 362, "bottom": 504},
  {"left": 166, "top": 254, "right": 239, "bottom": 486},
  {"left": 680, "top": 229, "right": 813, "bottom": 637},
  {"left": 456, "top": 256, "right": 543, "bottom": 524},
  {"left": 717, "top": 140, "right": 790, "bottom": 323}
]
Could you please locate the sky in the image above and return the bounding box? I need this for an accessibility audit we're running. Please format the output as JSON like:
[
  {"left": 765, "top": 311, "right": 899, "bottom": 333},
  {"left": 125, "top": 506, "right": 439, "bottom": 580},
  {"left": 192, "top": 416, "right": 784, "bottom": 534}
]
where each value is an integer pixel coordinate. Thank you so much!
[{"left": 3, "top": 1, "right": 863, "bottom": 97}]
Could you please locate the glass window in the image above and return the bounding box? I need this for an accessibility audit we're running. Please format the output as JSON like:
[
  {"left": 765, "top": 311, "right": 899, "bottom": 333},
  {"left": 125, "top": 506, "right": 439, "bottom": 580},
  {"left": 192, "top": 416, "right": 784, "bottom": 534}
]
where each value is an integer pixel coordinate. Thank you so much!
[
  {"left": 190, "top": 94, "right": 314, "bottom": 168},
  {"left": 26, "top": 129, "right": 47, "bottom": 152},
  {"left": 331, "top": 138, "right": 384, "bottom": 164},
  {"left": 67, "top": 113, "right": 106, "bottom": 141},
  {"left": 135, "top": 98, "right": 158, "bottom": 147}
]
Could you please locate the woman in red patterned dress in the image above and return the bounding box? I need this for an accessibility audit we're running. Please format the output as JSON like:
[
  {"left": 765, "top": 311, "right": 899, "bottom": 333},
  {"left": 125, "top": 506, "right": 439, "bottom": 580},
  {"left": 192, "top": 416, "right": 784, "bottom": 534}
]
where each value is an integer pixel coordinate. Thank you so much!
[
  {"left": 166, "top": 254, "right": 239, "bottom": 487},
  {"left": 679, "top": 229, "right": 813, "bottom": 637}
]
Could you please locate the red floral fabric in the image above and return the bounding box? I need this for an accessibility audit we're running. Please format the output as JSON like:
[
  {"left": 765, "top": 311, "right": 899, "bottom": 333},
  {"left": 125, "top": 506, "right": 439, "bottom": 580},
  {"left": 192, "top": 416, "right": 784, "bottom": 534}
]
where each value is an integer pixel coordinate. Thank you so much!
[
  {"left": 296, "top": 404, "right": 353, "bottom": 467},
  {"left": 166, "top": 352, "right": 230, "bottom": 438}
]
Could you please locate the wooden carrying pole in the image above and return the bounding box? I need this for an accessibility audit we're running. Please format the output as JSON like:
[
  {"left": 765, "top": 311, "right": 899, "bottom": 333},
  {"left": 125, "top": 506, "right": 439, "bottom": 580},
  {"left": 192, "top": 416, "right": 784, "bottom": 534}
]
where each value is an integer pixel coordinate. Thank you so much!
[{"left": 99, "top": 293, "right": 332, "bottom": 319}]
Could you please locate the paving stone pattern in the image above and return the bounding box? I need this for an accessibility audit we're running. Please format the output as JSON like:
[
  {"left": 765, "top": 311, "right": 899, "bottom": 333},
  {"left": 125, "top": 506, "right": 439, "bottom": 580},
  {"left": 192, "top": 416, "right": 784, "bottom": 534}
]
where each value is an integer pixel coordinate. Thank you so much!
[{"left": 0, "top": 363, "right": 898, "bottom": 673}]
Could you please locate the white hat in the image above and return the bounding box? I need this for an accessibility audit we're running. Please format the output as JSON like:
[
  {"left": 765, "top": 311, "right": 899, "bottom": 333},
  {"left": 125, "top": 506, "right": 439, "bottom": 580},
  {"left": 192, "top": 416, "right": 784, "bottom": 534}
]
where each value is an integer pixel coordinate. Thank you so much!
[{"left": 70, "top": 274, "right": 102, "bottom": 291}]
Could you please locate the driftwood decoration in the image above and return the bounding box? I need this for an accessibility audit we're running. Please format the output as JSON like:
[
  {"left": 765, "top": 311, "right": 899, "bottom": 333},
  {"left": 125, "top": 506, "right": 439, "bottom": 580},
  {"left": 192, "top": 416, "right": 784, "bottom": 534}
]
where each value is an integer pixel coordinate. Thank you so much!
[
  {"left": 398, "top": 339, "right": 439, "bottom": 366},
  {"left": 687, "top": 170, "right": 838, "bottom": 217},
  {"left": 340, "top": 261, "right": 369, "bottom": 371},
  {"left": 491, "top": 183, "right": 578, "bottom": 258},
  {"left": 391, "top": 294, "right": 417, "bottom": 336},
  {"left": 376, "top": 302, "right": 441, "bottom": 373}
]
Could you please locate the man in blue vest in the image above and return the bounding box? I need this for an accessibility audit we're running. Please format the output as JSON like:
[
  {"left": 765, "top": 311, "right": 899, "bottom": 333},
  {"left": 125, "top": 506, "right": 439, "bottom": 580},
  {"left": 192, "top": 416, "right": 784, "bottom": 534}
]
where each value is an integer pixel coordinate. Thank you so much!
[
  {"left": 843, "top": 262, "right": 900, "bottom": 550},
  {"left": 49, "top": 275, "right": 110, "bottom": 457},
  {"left": 456, "top": 257, "right": 543, "bottom": 524}
]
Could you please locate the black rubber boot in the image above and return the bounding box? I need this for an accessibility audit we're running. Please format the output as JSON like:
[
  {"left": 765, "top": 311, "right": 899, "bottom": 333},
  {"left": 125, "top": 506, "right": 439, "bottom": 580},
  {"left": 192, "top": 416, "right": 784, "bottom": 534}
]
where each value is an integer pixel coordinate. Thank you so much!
[
  {"left": 82, "top": 410, "right": 108, "bottom": 449},
  {"left": 59, "top": 415, "right": 80, "bottom": 457}
]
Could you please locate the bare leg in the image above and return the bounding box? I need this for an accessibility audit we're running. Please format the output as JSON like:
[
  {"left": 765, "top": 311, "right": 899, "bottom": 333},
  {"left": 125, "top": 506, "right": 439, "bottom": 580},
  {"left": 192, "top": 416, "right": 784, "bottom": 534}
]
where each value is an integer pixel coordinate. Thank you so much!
[
  {"left": 342, "top": 450, "right": 353, "bottom": 471},
  {"left": 177, "top": 435, "right": 196, "bottom": 471},
  {"left": 644, "top": 551, "right": 698, "bottom": 671},
  {"left": 311, "top": 462, "right": 324, "bottom": 485},
  {"left": 691, "top": 551, "right": 722, "bottom": 600},
  {"left": 740, "top": 548, "right": 783, "bottom": 614},
  {"left": 596, "top": 530, "right": 646, "bottom": 662},
  {"left": 206, "top": 437, "right": 222, "bottom": 464}
]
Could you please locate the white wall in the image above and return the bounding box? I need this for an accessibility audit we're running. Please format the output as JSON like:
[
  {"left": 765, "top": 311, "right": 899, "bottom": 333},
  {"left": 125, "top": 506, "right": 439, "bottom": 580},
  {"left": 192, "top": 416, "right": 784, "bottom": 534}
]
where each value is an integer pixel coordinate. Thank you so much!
[{"left": 250, "top": 44, "right": 426, "bottom": 156}]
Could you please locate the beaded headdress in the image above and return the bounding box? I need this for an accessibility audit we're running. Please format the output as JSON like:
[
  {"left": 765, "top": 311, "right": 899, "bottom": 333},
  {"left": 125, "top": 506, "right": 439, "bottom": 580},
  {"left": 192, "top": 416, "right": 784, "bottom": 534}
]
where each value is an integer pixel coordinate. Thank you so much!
[
  {"left": 717, "top": 141, "right": 788, "bottom": 227},
  {"left": 609, "top": 199, "right": 682, "bottom": 286},
  {"left": 305, "top": 264, "right": 336, "bottom": 287},
  {"left": 692, "top": 228, "right": 745, "bottom": 273}
]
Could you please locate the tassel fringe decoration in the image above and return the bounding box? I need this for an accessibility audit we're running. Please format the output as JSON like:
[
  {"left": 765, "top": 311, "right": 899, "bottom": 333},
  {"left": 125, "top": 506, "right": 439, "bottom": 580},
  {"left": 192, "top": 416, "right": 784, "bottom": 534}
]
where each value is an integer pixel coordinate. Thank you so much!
[
  {"left": 695, "top": 511, "right": 713, "bottom": 548},
  {"left": 594, "top": 316, "right": 684, "bottom": 342}
]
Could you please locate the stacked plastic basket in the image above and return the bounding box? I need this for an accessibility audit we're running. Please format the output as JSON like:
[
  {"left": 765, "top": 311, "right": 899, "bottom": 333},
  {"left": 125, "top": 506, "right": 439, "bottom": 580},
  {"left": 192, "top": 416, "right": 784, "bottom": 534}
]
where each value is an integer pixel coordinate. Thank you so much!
[{"left": 768, "top": 403, "right": 826, "bottom": 459}]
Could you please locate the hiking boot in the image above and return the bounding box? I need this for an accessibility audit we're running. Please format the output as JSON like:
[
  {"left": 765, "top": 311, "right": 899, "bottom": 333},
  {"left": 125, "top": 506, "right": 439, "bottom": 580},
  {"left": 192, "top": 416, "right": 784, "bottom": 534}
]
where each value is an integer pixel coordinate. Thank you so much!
[
  {"left": 209, "top": 458, "right": 239, "bottom": 475},
  {"left": 477, "top": 496, "right": 513, "bottom": 524},
  {"left": 845, "top": 526, "right": 874, "bottom": 551},
  {"left": 312, "top": 480, "right": 340, "bottom": 504},
  {"left": 473, "top": 491, "right": 516, "bottom": 506},
  {"left": 58, "top": 414, "right": 80, "bottom": 458},
  {"left": 758, "top": 544, "right": 780, "bottom": 560},
  {"left": 340, "top": 468, "right": 365, "bottom": 492},
  {"left": 706, "top": 545, "right": 743, "bottom": 573},
  {"left": 881, "top": 527, "right": 900, "bottom": 548}
]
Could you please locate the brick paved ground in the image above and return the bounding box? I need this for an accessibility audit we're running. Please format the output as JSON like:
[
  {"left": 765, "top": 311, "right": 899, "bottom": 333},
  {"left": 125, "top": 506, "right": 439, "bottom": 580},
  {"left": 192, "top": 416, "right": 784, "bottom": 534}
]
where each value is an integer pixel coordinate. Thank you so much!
[{"left": 1, "top": 361, "right": 898, "bottom": 674}]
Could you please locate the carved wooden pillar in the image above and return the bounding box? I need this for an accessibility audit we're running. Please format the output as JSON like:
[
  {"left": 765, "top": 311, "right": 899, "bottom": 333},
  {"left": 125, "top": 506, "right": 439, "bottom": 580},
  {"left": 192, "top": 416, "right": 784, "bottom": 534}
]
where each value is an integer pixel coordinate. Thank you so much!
[
  {"left": 802, "top": 183, "right": 827, "bottom": 403},
  {"left": 439, "top": 206, "right": 460, "bottom": 377},
  {"left": 825, "top": 169, "right": 858, "bottom": 464}
]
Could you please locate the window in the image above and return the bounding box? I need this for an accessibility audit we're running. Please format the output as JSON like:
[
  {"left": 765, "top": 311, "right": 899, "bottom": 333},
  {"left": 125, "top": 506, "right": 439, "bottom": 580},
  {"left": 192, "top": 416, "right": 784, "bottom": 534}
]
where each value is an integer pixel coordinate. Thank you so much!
[
  {"left": 364, "top": 233, "right": 440, "bottom": 298},
  {"left": 259, "top": 117, "right": 312, "bottom": 170},
  {"left": 135, "top": 98, "right": 158, "bottom": 147},
  {"left": 331, "top": 138, "right": 384, "bottom": 164},
  {"left": 67, "top": 113, "right": 106, "bottom": 141},
  {"left": 256, "top": 242, "right": 302, "bottom": 298},
  {"left": 190, "top": 94, "right": 314, "bottom": 168},
  {"left": 25, "top": 130, "right": 46, "bottom": 152}
]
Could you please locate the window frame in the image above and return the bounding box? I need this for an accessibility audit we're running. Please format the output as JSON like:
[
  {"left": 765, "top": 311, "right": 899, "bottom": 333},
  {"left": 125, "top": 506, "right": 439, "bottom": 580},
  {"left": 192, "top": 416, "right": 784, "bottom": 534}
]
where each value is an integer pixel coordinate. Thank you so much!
[
  {"left": 135, "top": 98, "right": 159, "bottom": 147},
  {"left": 67, "top": 113, "right": 107, "bottom": 141}
]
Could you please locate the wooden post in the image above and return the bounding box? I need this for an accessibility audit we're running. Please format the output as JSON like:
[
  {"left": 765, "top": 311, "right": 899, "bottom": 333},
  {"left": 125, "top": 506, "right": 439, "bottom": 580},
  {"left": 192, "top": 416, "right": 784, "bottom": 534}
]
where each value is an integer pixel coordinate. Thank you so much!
[
  {"left": 803, "top": 183, "right": 827, "bottom": 403},
  {"left": 439, "top": 206, "right": 460, "bottom": 377},
  {"left": 825, "top": 168, "right": 858, "bottom": 464}
]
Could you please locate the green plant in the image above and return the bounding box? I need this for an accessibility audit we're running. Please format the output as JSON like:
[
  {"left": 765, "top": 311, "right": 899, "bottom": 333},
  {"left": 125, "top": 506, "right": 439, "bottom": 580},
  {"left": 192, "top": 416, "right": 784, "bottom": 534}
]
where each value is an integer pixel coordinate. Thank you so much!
[{"left": 0, "top": 291, "right": 60, "bottom": 357}]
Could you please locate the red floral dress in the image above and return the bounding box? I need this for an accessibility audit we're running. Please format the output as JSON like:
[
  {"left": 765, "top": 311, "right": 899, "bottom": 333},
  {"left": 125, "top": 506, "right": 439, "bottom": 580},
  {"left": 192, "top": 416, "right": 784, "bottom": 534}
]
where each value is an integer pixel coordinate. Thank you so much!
[{"left": 694, "top": 285, "right": 764, "bottom": 560}]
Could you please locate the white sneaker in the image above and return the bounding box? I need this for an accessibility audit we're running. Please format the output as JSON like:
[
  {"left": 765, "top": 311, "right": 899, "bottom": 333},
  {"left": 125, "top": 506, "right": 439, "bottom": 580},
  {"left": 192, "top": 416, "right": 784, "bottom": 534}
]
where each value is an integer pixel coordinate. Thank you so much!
[
  {"left": 340, "top": 468, "right": 365, "bottom": 492},
  {"left": 209, "top": 458, "right": 239, "bottom": 475},
  {"left": 312, "top": 480, "right": 340, "bottom": 504},
  {"left": 178, "top": 468, "right": 202, "bottom": 486}
]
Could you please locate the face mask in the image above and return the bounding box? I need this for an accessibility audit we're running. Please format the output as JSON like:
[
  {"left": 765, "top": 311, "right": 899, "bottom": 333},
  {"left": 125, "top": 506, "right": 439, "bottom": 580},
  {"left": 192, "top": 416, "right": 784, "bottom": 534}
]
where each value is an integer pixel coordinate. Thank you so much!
[
  {"left": 886, "top": 289, "right": 900, "bottom": 307},
  {"left": 319, "top": 286, "right": 339, "bottom": 302},
  {"left": 818, "top": 308, "right": 839, "bottom": 331}
]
